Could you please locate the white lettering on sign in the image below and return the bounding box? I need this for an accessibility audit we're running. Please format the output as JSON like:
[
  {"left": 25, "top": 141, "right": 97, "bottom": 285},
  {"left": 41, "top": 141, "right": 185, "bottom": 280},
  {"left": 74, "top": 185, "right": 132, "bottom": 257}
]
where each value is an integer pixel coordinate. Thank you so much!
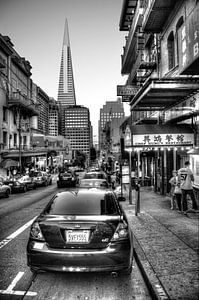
[
  {"left": 193, "top": 42, "right": 199, "bottom": 56},
  {"left": 133, "top": 133, "right": 194, "bottom": 147}
]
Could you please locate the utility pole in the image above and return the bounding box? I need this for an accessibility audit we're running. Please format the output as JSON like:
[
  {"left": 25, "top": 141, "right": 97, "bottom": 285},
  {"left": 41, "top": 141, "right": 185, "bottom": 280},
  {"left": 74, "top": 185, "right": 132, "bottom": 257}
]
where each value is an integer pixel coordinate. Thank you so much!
[{"left": 18, "top": 107, "right": 22, "bottom": 174}]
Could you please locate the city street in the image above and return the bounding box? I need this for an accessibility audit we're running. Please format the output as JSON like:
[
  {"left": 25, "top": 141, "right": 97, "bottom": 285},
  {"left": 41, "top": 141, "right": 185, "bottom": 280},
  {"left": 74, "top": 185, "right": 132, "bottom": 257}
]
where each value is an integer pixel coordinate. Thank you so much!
[{"left": 0, "top": 180, "right": 152, "bottom": 300}]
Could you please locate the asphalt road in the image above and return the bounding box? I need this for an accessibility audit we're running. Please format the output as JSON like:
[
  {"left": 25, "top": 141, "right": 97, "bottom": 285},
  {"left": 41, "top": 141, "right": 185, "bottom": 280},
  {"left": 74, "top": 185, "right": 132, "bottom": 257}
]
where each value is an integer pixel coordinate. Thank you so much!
[{"left": 0, "top": 180, "right": 152, "bottom": 300}]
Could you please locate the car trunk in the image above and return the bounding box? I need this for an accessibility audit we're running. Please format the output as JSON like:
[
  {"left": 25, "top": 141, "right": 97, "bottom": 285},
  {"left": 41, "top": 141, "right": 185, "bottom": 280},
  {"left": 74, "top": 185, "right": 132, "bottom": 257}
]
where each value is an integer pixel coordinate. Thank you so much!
[{"left": 39, "top": 216, "right": 121, "bottom": 249}]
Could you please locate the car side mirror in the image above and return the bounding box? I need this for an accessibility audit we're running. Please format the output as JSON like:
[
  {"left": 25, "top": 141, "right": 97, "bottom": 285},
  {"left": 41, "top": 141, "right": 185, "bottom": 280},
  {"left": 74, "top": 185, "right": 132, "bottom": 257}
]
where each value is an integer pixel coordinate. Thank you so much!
[{"left": 117, "top": 196, "right": 126, "bottom": 202}]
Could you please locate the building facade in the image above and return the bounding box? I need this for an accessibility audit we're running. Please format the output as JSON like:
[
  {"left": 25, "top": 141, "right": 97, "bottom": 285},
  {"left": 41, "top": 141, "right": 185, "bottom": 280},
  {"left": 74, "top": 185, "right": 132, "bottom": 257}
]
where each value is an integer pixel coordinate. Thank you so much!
[
  {"left": 49, "top": 98, "right": 59, "bottom": 136},
  {"left": 119, "top": 0, "right": 199, "bottom": 199},
  {"left": 64, "top": 105, "right": 91, "bottom": 159},
  {"left": 99, "top": 98, "right": 125, "bottom": 152},
  {"left": 0, "top": 34, "right": 68, "bottom": 175}
]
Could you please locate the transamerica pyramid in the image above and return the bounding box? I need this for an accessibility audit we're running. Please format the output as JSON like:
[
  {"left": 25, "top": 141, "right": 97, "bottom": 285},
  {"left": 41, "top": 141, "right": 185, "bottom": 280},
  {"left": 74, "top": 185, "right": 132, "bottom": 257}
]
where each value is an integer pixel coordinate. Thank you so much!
[
  {"left": 57, "top": 19, "right": 76, "bottom": 135},
  {"left": 57, "top": 18, "right": 76, "bottom": 106}
]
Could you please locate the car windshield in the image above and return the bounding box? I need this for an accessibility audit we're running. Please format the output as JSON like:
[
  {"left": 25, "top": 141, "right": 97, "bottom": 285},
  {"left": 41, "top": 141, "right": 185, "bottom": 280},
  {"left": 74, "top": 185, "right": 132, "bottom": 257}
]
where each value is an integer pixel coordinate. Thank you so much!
[
  {"left": 83, "top": 173, "right": 105, "bottom": 179},
  {"left": 45, "top": 191, "right": 118, "bottom": 215}
]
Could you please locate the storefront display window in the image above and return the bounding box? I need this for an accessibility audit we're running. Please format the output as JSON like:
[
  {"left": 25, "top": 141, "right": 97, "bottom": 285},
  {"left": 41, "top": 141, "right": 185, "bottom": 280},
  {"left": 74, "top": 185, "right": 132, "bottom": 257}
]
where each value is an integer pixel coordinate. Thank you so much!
[{"left": 191, "top": 155, "right": 199, "bottom": 188}]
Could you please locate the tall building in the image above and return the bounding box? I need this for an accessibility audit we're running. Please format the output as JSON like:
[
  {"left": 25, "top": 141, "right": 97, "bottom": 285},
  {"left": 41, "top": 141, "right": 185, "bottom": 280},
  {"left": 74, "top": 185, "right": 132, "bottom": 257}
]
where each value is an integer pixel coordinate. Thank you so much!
[
  {"left": 49, "top": 98, "right": 59, "bottom": 136},
  {"left": 99, "top": 98, "right": 125, "bottom": 151},
  {"left": 64, "top": 105, "right": 91, "bottom": 158},
  {"left": 57, "top": 19, "right": 76, "bottom": 136}
]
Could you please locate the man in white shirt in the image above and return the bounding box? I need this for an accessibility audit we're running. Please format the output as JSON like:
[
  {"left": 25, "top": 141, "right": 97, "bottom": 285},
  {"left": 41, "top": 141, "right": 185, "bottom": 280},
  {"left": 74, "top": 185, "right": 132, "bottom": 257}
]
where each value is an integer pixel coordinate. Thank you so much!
[{"left": 178, "top": 161, "right": 197, "bottom": 213}]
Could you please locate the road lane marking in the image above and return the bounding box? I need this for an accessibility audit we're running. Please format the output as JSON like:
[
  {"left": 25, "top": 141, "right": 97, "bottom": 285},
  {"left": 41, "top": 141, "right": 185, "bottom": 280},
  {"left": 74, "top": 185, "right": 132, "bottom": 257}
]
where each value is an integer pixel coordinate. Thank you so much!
[
  {"left": 0, "top": 271, "right": 37, "bottom": 296},
  {"left": 0, "top": 216, "right": 37, "bottom": 249}
]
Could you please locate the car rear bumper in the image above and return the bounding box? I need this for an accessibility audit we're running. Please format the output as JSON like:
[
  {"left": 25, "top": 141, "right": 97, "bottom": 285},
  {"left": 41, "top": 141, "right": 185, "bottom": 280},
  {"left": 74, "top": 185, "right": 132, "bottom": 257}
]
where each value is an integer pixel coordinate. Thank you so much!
[
  {"left": 27, "top": 240, "right": 133, "bottom": 273},
  {"left": 57, "top": 180, "right": 74, "bottom": 187}
]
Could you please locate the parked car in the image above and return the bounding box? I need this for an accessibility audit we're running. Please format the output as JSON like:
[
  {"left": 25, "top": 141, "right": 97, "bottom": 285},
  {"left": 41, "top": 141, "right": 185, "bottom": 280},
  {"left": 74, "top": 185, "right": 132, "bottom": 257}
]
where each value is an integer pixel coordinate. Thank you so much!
[
  {"left": 0, "top": 181, "right": 11, "bottom": 198},
  {"left": 18, "top": 175, "right": 37, "bottom": 190},
  {"left": 3, "top": 179, "right": 27, "bottom": 193},
  {"left": 57, "top": 170, "right": 78, "bottom": 188},
  {"left": 27, "top": 188, "right": 133, "bottom": 275}
]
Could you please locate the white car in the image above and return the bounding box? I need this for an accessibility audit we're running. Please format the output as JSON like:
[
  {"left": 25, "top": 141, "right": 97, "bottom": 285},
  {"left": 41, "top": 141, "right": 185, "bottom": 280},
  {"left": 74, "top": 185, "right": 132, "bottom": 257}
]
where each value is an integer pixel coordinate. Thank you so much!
[{"left": 0, "top": 181, "right": 11, "bottom": 198}]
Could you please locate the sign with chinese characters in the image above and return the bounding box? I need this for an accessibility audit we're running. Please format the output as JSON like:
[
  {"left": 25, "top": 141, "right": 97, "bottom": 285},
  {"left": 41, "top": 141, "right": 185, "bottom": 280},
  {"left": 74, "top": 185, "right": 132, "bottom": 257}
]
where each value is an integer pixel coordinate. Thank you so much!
[
  {"left": 179, "top": 5, "right": 199, "bottom": 73},
  {"left": 117, "top": 85, "right": 139, "bottom": 96},
  {"left": 132, "top": 133, "right": 194, "bottom": 147}
]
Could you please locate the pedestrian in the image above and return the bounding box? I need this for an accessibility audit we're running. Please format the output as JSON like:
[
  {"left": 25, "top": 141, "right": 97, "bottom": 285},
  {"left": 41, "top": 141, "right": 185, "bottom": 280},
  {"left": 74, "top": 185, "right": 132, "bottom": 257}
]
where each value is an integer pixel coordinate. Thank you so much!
[
  {"left": 169, "top": 170, "right": 182, "bottom": 211},
  {"left": 178, "top": 161, "right": 197, "bottom": 214}
]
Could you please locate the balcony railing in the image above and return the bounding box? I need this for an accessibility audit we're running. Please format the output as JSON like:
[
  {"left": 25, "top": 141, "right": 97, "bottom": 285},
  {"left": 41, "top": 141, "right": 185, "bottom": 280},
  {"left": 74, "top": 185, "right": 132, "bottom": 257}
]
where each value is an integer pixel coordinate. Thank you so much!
[
  {"left": 121, "top": 2, "right": 144, "bottom": 74},
  {"left": 8, "top": 91, "right": 39, "bottom": 116},
  {"left": 142, "top": 0, "right": 176, "bottom": 33}
]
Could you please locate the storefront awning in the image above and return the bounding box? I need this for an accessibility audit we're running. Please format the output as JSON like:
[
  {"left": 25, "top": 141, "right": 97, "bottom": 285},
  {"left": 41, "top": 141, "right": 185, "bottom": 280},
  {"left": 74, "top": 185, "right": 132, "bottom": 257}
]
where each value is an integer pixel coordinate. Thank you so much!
[{"left": 130, "top": 77, "right": 199, "bottom": 111}]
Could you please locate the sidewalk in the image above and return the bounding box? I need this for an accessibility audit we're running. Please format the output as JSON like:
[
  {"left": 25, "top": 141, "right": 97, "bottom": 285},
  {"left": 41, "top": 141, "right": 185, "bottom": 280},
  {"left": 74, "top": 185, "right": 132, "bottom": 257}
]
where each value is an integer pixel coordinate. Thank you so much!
[{"left": 121, "top": 187, "right": 199, "bottom": 300}]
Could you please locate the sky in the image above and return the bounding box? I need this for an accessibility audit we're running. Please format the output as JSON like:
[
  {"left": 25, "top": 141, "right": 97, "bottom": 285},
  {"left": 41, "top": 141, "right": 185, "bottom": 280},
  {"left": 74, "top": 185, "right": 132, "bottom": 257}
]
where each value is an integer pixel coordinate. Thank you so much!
[{"left": 0, "top": 0, "right": 129, "bottom": 141}]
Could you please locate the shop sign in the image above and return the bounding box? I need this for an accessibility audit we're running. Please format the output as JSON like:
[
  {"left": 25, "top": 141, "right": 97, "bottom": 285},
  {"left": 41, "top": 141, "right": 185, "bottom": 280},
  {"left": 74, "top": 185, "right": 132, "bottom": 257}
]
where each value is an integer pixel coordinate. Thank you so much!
[
  {"left": 117, "top": 85, "right": 139, "bottom": 96},
  {"left": 133, "top": 133, "right": 194, "bottom": 147},
  {"left": 179, "top": 6, "right": 199, "bottom": 73},
  {"left": 122, "top": 96, "right": 131, "bottom": 102},
  {"left": 122, "top": 165, "right": 129, "bottom": 184}
]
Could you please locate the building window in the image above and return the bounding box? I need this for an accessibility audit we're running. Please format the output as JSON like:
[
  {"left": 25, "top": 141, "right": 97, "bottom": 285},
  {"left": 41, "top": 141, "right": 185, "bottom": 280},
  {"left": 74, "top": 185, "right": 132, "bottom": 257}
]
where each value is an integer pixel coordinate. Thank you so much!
[
  {"left": 3, "top": 131, "right": 7, "bottom": 148},
  {"left": 3, "top": 106, "right": 7, "bottom": 122},
  {"left": 176, "top": 16, "right": 184, "bottom": 65},
  {"left": 14, "top": 133, "right": 17, "bottom": 147},
  {"left": 167, "top": 31, "right": 175, "bottom": 70}
]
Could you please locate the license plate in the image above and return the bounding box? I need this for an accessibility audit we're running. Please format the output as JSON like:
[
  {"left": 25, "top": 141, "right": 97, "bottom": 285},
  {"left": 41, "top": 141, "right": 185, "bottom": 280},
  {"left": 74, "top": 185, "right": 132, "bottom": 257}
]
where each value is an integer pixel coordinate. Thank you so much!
[{"left": 66, "top": 230, "right": 89, "bottom": 243}]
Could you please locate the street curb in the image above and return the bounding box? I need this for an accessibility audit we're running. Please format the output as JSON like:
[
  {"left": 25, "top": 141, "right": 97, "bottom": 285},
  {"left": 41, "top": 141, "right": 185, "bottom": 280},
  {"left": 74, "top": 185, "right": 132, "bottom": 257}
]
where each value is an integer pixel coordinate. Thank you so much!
[{"left": 133, "top": 235, "right": 170, "bottom": 300}]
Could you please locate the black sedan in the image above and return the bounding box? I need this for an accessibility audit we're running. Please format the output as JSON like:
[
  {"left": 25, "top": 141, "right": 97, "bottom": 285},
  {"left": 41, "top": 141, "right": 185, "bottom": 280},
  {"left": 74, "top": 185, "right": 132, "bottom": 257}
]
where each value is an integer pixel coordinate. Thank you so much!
[
  {"left": 3, "top": 179, "right": 27, "bottom": 193},
  {"left": 57, "top": 170, "right": 78, "bottom": 188},
  {"left": 27, "top": 189, "right": 133, "bottom": 275}
]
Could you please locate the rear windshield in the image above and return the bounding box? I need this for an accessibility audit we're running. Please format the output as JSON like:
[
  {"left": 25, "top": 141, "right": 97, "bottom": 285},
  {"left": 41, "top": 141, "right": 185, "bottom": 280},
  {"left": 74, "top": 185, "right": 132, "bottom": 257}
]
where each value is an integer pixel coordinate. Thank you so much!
[
  {"left": 83, "top": 173, "right": 105, "bottom": 179},
  {"left": 45, "top": 191, "right": 118, "bottom": 215}
]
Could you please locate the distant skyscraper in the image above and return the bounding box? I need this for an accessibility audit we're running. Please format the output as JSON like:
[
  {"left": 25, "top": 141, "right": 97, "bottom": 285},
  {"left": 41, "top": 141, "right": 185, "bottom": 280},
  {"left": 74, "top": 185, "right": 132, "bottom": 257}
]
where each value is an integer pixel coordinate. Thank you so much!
[
  {"left": 57, "top": 19, "right": 76, "bottom": 135},
  {"left": 99, "top": 98, "right": 125, "bottom": 151}
]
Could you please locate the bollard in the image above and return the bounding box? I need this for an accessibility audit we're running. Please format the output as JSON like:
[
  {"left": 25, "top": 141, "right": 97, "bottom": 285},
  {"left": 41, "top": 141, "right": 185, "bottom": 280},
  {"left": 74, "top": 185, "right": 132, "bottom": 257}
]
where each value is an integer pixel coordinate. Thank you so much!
[{"left": 135, "top": 183, "right": 140, "bottom": 216}]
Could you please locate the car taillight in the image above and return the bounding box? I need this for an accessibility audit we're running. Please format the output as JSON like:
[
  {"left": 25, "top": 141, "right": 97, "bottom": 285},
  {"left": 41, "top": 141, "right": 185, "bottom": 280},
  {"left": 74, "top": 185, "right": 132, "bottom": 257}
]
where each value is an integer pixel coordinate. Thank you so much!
[
  {"left": 111, "top": 221, "right": 129, "bottom": 241},
  {"left": 30, "top": 222, "right": 44, "bottom": 241}
]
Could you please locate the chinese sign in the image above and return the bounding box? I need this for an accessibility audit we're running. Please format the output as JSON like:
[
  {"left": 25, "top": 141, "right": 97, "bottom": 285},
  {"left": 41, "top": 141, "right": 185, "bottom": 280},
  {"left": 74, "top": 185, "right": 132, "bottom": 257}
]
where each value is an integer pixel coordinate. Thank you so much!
[
  {"left": 117, "top": 85, "right": 139, "bottom": 96},
  {"left": 133, "top": 133, "right": 194, "bottom": 147},
  {"left": 179, "top": 6, "right": 199, "bottom": 73}
]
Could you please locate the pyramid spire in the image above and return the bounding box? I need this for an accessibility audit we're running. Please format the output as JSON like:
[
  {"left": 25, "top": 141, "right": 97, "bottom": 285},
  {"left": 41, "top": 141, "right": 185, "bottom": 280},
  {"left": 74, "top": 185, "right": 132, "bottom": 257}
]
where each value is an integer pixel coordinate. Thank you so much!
[
  {"left": 57, "top": 19, "right": 76, "bottom": 135},
  {"left": 63, "top": 18, "right": 70, "bottom": 47}
]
